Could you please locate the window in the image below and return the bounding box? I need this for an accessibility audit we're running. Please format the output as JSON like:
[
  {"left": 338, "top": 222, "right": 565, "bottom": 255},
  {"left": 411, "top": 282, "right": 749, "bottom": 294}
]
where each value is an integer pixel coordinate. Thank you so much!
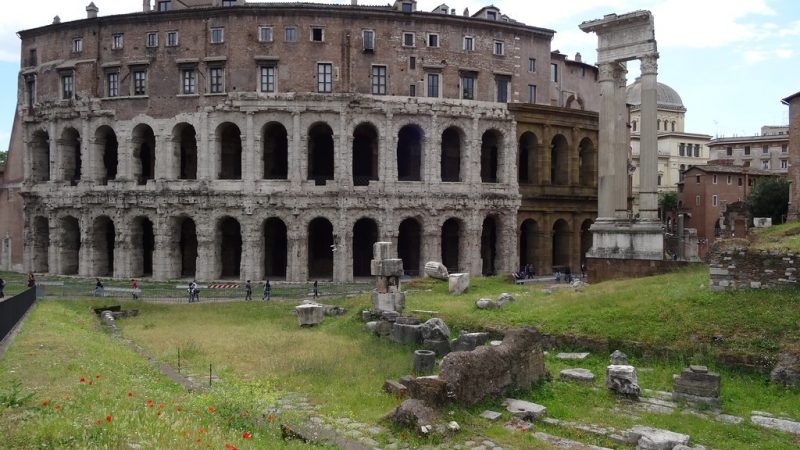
[
  {"left": 738, "top": 177, "right": 743, "bottom": 186},
  {"left": 712, "top": 174, "right": 718, "bottom": 184},
  {"left": 371, "top": 65, "right": 386, "bottom": 95},
  {"left": 744, "top": 161, "right": 751, "bottom": 167},
  {"left": 209, "top": 67, "right": 225, "bottom": 93},
  {"left": 146, "top": 32, "right": 158, "bottom": 48},
  {"left": 782, "top": 144, "right": 788, "bottom": 153},
  {"left": 727, "top": 175, "right": 732, "bottom": 184},
  {"left": 317, "top": 63, "right": 332, "bottom": 93},
  {"left": 712, "top": 195, "right": 718, "bottom": 207},
  {"left": 132, "top": 69, "right": 147, "bottom": 96},
  {"left": 61, "top": 72, "right": 74, "bottom": 99},
  {"left": 744, "top": 145, "right": 750, "bottom": 155},
  {"left": 679, "top": 143, "right": 685, "bottom": 157},
  {"left": 221, "top": 0, "right": 236, "bottom": 5},
  {"left": 284, "top": 27, "right": 297, "bottom": 42},
  {"left": 658, "top": 175, "right": 662, "bottom": 186},
  {"left": 493, "top": 40, "right": 504, "bottom": 56},
  {"left": 694, "top": 145, "right": 700, "bottom": 157},
  {"left": 428, "top": 33, "right": 439, "bottom": 47},
  {"left": 106, "top": 72, "right": 119, "bottom": 97},
  {"left": 696, "top": 175, "right": 700, "bottom": 183},
  {"left": 496, "top": 76, "right": 509, "bottom": 103},
  {"left": 749, "top": 178, "right": 754, "bottom": 186},
  {"left": 25, "top": 75, "right": 35, "bottom": 107},
  {"left": 463, "top": 36, "right": 473, "bottom": 51},
  {"left": 762, "top": 160, "right": 770, "bottom": 170},
  {"left": 363, "top": 30, "right": 374, "bottom": 51},
  {"left": 72, "top": 38, "right": 83, "bottom": 53},
  {"left": 726, "top": 146, "right": 732, "bottom": 156},
  {"left": 28, "top": 49, "right": 37, "bottom": 66},
  {"left": 461, "top": 75, "right": 475, "bottom": 100},
  {"left": 781, "top": 159, "right": 788, "bottom": 169},
  {"left": 409, "top": 57, "right": 416, "bottom": 70},
  {"left": 695, "top": 195, "right": 701, "bottom": 206},
  {"left": 762, "top": 145, "right": 769, "bottom": 154},
  {"left": 679, "top": 164, "right": 686, "bottom": 181},
  {"left": 550, "top": 63, "right": 558, "bottom": 82},
  {"left": 528, "top": 84, "right": 536, "bottom": 103},
  {"left": 210, "top": 28, "right": 224, "bottom": 44},
  {"left": 632, "top": 121, "right": 637, "bottom": 132},
  {"left": 528, "top": 58, "right": 536, "bottom": 72},
  {"left": 409, "top": 84, "right": 416, "bottom": 97},
  {"left": 403, "top": 32, "right": 415, "bottom": 47},
  {"left": 112, "top": 33, "right": 124, "bottom": 49},
  {"left": 157, "top": 0, "right": 171, "bottom": 11},
  {"left": 426, "top": 73, "right": 439, "bottom": 97},
  {"left": 181, "top": 68, "right": 196, "bottom": 94},
  {"left": 671, "top": 122, "right": 675, "bottom": 132},
  {"left": 259, "top": 65, "right": 276, "bottom": 93},
  {"left": 311, "top": 27, "right": 324, "bottom": 42},
  {"left": 259, "top": 26, "right": 273, "bottom": 43},
  {"left": 487, "top": 11, "right": 497, "bottom": 20},
  {"left": 401, "top": 2, "right": 413, "bottom": 12},
  {"left": 166, "top": 31, "right": 178, "bottom": 46}
]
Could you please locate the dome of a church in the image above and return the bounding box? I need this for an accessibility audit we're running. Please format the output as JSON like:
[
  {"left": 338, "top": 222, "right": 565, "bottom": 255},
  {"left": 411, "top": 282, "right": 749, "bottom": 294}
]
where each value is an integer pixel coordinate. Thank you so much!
[{"left": 626, "top": 79, "right": 685, "bottom": 111}]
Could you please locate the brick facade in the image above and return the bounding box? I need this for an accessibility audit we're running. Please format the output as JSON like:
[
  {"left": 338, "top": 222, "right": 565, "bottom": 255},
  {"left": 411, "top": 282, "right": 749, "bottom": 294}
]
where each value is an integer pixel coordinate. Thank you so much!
[{"left": 784, "top": 92, "right": 800, "bottom": 220}]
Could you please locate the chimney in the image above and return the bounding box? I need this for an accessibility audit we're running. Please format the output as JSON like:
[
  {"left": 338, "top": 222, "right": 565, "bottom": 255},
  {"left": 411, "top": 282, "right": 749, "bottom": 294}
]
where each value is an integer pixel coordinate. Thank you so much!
[
  {"left": 53, "top": 15, "right": 61, "bottom": 24},
  {"left": 351, "top": 0, "right": 357, "bottom": 5},
  {"left": 463, "top": 8, "right": 469, "bottom": 16},
  {"left": 143, "top": 0, "right": 151, "bottom": 12},
  {"left": 86, "top": 2, "right": 99, "bottom": 19},
  {"left": 575, "top": 52, "right": 582, "bottom": 63}
]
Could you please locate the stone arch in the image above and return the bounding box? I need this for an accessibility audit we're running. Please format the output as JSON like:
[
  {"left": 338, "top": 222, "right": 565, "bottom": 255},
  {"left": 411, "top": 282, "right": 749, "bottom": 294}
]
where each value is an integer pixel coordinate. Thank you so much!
[
  {"left": 352, "top": 217, "right": 379, "bottom": 277},
  {"left": 32, "top": 216, "right": 49, "bottom": 273},
  {"left": 131, "top": 216, "right": 155, "bottom": 277},
  {"left": 441, "top": 218, "right": 463, "bottom": 273},
  {"left": 550, "top": 134, "right": 569, "bottom": 185},
  {"left": 30, "top": 129, "right": 50, "bottom": 182},
  {"left": 92, "top": 215, "right": 115, "bottom": 277},
  {"left": 519, "top": 219, "right": 539, "bottom": 271},
  {"left": 552, "top": 219, "right": 571, "bottom": 270},
  {"left": 481, "top": 129, "right": 502, "bottom": 183},
  {"left": 216, "top": 122, "right": 242, "bottom": 180},
  {"left": 566, "top": 94, "right": 585, "bottom": 110},
  {"left": 263, "top": 121, "right": 288, "bottom": 180},
  {"left": 518, "top": 131, "right": 538, "bottom": 184},
  {"left": 671, "top": 121, "right": 676, "bottom": 132},
  {"left": 397, "top": 124, "right": 424, "bottom": 181},
  {"left": 579, "top": 137, "right": 597, "bottom": 187},
  {"left": 398, "top": 217, "right": 422, "bottom": 276},
  {"left": 94, "top": 125, "right": 118, "bottom": 185},
  {"left": 441, "top": 126, "right": 463, "bottom": 182},
  {"left": 263, "top": 217, "right": 288, "bottom": 279},
  {"left": 132, "top": 124, "right": 155, "bottom": 185},
  {"left": 60, "top": 127, "right": 81, "bottom": 185},
  {"left": 308, "top": 122, "right": 335, "bottom": 182},
  {"left": 216, "top": 216, "right": 242, "bottom": 278},
  {"left": 308, "top": 217, "right": 334, "bottom": 279},
  {"left": 481, "top": 215, "right": 499, "bottom": 275},
  {"left": 352, "top": 122, "right": 379, "bottom": 186},
  {"left": 59, "top": 215, "right": 81, "bottom": 275},
  {"left": 173, "top": 123, "right": 197, "bottom": 180},
  {"left": 177, "top": 216, "right": 198, "bottom": 278},
  {"left": 580, "top": 219, "right": 594, "bottom": 265}
]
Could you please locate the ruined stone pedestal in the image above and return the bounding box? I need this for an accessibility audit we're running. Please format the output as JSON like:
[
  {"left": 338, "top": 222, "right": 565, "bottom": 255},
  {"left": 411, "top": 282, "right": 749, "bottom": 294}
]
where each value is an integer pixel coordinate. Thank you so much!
[
  {"left": 588, "top": 219, "right": 664, "bottom": 261},
  {"left": 296, "top": 304, "right": 324, "bottom": 326},
  {"left": 413, "top": 350, "right": 436, "bottom": 376},
  {"left": 371, "top": 242, "right": 406, "bottom": 313},
  {"left": 424, "top": 261, "right": 449, "bottom": 280},
  {"left": 448, "top": 273, "right": 469, "bottom": 294},
  {"left": 606, "top": 364, "right": 640, "bottom": 398},
  {"left": 672, "top": 365, "right": 720, "bottom": 407}
]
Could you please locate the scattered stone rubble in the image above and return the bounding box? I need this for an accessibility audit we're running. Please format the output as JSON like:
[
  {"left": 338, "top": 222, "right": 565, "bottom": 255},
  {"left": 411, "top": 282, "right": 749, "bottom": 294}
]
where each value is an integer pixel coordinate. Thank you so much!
[
  {"left": 672, "top": 365, "right": 720, "bottom": 408},
  {"left": 371, "top": 242, "right": 406, "bottom": 313},
  {"left": 606, "top": 364, "right": 641, "bottom": 398},
  {"left": 770, "top": 349, "right": 800, "bottom": 389},
  {"left": 448, "top": 273, "right": 470, "bottom": 294},
  {"left": 560, "top": 368, "right": 596, "bottom": 383},
  {"left": 475, "top": 293, "right": 515, "bottom": 309},
  {"left": 295, "top": 303, "right": 325, "bottom": 326},
  {"left": 423, "top": 261, "right": 449, "bottom": 280},
  {"left": 557, "top": 352, "right": 590, "bottom": 360},
  {"left": 610, "top": 350, "right": 629, "bottom": 365}
]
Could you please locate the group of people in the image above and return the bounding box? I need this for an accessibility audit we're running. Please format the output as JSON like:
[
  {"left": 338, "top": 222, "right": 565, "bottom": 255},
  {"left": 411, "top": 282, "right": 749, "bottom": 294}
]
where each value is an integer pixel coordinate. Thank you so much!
[{"left": 242, "top": 280, "right": 274, "bottom": 301}]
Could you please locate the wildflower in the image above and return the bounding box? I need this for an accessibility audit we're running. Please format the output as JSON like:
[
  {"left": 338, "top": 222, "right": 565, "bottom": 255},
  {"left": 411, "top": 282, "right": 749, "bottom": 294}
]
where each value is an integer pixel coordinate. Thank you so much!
[
  {"left": 79, "top": 378, "right": 86, "bottom": 383},
  {"left": 156, "top": 411, "right": 162, "bottom": 416},
  {"left": 95, "top": 375, "right": 101, "bottom": 379},
  {"left": 96, "top": 420, "right": 102, "bottom": 426},
  {"left": 146, "top": 399, "right": 153, "bottom": 405},
  {"left": 196, "top": 439, "right": 201, "bottom": 443},
  {"left": 159, "top": 403, "right": 164, "bottom": 409},
  {"left": 53, "top": 405, "right": 61, "bottom": 410},
  {"left": 198, "top": 427, "right": 205, "bottom": 434},
  {"left": 128, "top": 392, "right": 133, "bottom": 397},
  {"left": 207, "top": 406, "right": 215, "bottom": 412},
  {"left": 41, "top": 401, "right": 48, "bottom": 406},
  {"left": 89, "top": 380, "right": 93, "bottom": 385},
  {"left": 243, "top": 431, "right": 251, "bottom": 439},
  {"left": 106, "top": 415, "right": 112, "bottom": 423},
  {"left": 241, "top": 411, "right": 249, "bottom": 417},
  {"left": 176, "top": 407, "right": 182, "bottom": 412},
  {"left": 267, "top": 415, "right": 273, "bottom": 421}
]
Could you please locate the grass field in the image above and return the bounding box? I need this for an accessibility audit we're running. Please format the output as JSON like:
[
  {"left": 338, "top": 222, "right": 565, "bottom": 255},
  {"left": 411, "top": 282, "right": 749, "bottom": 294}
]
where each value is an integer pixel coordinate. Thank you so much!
[{"left": 750, "top": 222, "right": 800, "bottom": 252}]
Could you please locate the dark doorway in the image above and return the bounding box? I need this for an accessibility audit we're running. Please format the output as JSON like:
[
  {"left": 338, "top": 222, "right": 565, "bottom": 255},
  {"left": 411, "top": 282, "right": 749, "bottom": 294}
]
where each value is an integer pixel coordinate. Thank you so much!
[
  {"left": 397, "top": 125, "right": 423, "bottom": 181},
  {"left": 132, "top": 217, "right": 155, "bottom": 277},
  {"left": 579, "top": 138, "right": 596, "bottom": 187},
  {"left": 219, "top": 217, "right": 242, "bottom": 278},
  {"left": 352, "top": 123, "right": 379, "bottom": 186},
  {"left": 441, "top": 218, "right": 461, "bottom": 273},
  {"left": 518, "top": 132, "right": 537, "bottom": 184},
  {"left": 218, "top": 123, "right": 242, "bottom": 180},
  {"left": 30, "top": 130, "right": 50, "bottom": 182},
  {"left": 551, "top": 134, "right": 569, "bottom": 185},
  {"left": 308, "top": 123, "right": 334, "bottom": 182},
  {"left": 481, "top": 216, "right": 498, "bottom": 275},
  {"left": 440, "top": 127, "right": 461, "bottom": 182},
  {"left": 60, "top": 216, "right": 80, "bottom": 275},
  {"left": 133, "top": 124, "right": 155, "bottom": 185},
  {"left": 552, "top": 219, "right": 570, "bottom": 269},
  {"left": 93, "top": 216, "right": 115, "bottom": 277},
  {"left": 33, "top": 216, "right": 49, "bottom": 273},
  {"left": 179, "top": 218, "right": 198, "bottom": 277},
  {"left": 61, "top": 128, "right": 81, "bottom": 185},
  {"left": 481, "top": 130, "right": 501, "bottom": 183},
  {"left": 352, "top": 218, "right": 378, "bottom": 277},
  {"left": 580, "top": 219, "right": 593, "bottom": 265},
  {"left": 263, "top": 122, "right": 288, "bottom": 179},
  {"left": 520, "top": 219, "right": 538, "bottom": 271},
  {"left": 308, "top": 217, "right": 334, "bottom": 279},
  {"left": 175, "top": 123, "right": 198, "bottom": 180},
  {"left": 264, "top": 217, "right": 288, "bottom": 278},
  {"left": 96, "top": 126, "right": 118, "bottom": 185},
  {"left": 398, "top": 218, "right": 421, "bottom": 276}
]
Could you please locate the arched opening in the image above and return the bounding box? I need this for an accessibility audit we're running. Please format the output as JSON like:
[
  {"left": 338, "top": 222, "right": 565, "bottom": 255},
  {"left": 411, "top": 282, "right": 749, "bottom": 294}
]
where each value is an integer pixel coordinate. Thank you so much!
[
  {"left": 352, "top": 218, "right": 378, "bottom": 277},
  {"left": 60, "top": 216, "right": 80, "bottom": 275},
  {"left": 30, "top": 130, "right": 50, "bottom": 182},
  {"left": 550, "top": 134, "right": 569, "bottom": 185},
  {"left": 308, "top": 122, "right": 334, "bottom": 182},
  {"left": 263, "top": 122, "right": 288, "bottom": 179},
  {"left": 580, "top": 219, "right": 593, "bottom": 266},
  {"left": 179, "top": 217, "right": 198, "bottom": 277},
  {"left": 131, "top": 216, "right": 155, "bottom": 277},
  {"left": 174, "top": 123, "right": 197, "bottom": 180},
  {"left": 217, "top": 122, "right": 242, "bottom": 180},
  {"left": 714, "top": 219, "right": 721, "bottom": 238},
  {"left": 441, "top": 218, "right": 461, "bottom": 273},
  {"left": 552, "top": 219, "right": 571, "bottom": 271},
  {"left": 352, "top": 123, "right": 379, "bottom": 186},
  {"left": 92, "top": 216, "right": 115, "bottom": 277},
  {"left": 217, "top": 217, "right": 242, "bottom": 278},
  {"left": 481, "top": 216, "right": 498, "bottom": 275},
  {"left": 308, "top": 217, "right": 334, "bottom": 279},
  {"left": 132, "top": 124, "right": 155, "bottom": 185},
  {"left": 481, "top": 129, "right": 501, "bottom": 183},
  {"left": 579, "top": 138, "right": 596, "bottom": 187},
  {"left": 519, "top": 219, "right": 538, "bottom": 272},
  {"left": 397, "top": 124, "right": 423, "bottom": 181},
  {"left": 264, "top": 217, "right": 287, "bottom": 279},
  {"left": 95, "top": 126, "right": 118, "bottom": 185},
  {"left": 60, "top": 127, "right": 81, "bottom": 185},
  {"left": 518, "top": 132, "right": 538, "bottom": 184},
  {"left": 440, "top": 127, "right": 462, "bottom": 182},
  {"left": 398, "top": 218, "right": 422, "bottom": 276},
  {"left": 32, "top": 216, "right": 49, "bottom": 273}
]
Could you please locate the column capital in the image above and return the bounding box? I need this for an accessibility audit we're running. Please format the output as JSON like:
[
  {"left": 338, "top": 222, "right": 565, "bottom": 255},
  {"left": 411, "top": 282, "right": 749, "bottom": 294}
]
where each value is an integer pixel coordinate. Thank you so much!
[
  {"left": 597, "top": 62, "right": 616, "bottom": 82},
  {"left": 640, "top": 53, "right": 659, "bottom": 75}
]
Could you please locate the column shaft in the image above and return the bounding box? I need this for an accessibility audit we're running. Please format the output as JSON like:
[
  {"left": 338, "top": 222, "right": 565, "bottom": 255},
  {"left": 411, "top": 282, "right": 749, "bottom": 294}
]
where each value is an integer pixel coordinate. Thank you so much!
[{"left": 639, "top": 54, "right": 659, "bottom": 220}]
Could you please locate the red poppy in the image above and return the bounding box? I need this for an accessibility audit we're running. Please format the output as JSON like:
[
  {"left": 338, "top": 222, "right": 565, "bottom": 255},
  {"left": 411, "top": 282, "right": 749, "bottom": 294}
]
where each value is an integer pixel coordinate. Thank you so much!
[
  {"left": 242, "top": 432, "right": 251, "bottom": 439},
  {"left": 198, "top": 427, "right": 205, "bottom": 434},
  {"left": 41, "top": 401, "right": 48, "bottom": 406},
  {"left": 159, "top": 403, "right": 164, "bottom": 409},
  {"left": 176, "top": 407, "right": 182, "bottom": 412},
  {"left": 96, "top": 420, "right": 102, "bottom": 425},
  {"left": 156, "top": 411, "right": 162, "bottom": 416},
  {"left": 241, "top": 411, "right": 249, "bottom": 417},
  {"left": 106, "top": 416, "right": 112, "bottom": 423},
  {"left": 89, "top": 380, "right": 93, "bottom": 385},
  {"left": 146, "top": 399, "right": 153, "bottom": 405},
  {"left": 207, "top": 406, "right": 215, "bottom": 412},
  {"left": 128, "top": 392, "right": 133, "bottom": 397},
  {"left": 95, "top": 375, "right": 101, "bottom": 379},
  {"left": 225, "top": 444, "right": 231, "bottom": 449},
  {"left": 53, "top": 405, "right": 61, "bottom": 410},
  {"left": 196, "top": 439, "right": 201, "bottom": 443},
  {"left": 79, "top": 378, "right": 86, "bottom": 383},
  {"left": 267, "top": 415, "right": 273, "bottom": 421}
]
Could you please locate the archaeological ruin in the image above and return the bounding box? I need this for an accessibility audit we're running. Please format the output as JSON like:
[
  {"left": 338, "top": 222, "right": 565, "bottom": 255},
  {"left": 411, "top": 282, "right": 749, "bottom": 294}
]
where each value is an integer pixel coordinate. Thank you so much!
[{"left": 5, "top": 0, "right": 600, "bottom": 281}]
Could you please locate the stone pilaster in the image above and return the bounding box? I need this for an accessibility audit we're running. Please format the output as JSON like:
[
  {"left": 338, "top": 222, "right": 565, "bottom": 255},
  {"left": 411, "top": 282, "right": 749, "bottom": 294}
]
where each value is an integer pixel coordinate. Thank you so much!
[
  {"left": 287, "top": 227, "right": 305, "bottom": 282},
  {"left": 78, "top": 215, "right": 92, "bottom": 277}
]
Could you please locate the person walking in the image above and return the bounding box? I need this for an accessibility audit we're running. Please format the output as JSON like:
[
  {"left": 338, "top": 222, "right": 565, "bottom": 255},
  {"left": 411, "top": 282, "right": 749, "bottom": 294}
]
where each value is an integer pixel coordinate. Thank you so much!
[
  {"left": 188, "top": 280, "right": 198, "bottom": 303},
  {"left": 245, "top": 280, "right": 252, "bottom": 301},
  {"left": 27, "top": 272, "right": 36, "bottom": 288},
  {"left": 0, "top": 278, "right": 5, "bottom": 298},
  {"left": 263, "top": 280, "right": 271, "bottom": 301},
  {"left": 94, "top": 278, "right": 104, "bottom": 297},
  {"left": 313, "top": 280, "right": 319, "bottom": 298},
  {"left": 131, "top": 279, "right": 139, "bottom": 300}
]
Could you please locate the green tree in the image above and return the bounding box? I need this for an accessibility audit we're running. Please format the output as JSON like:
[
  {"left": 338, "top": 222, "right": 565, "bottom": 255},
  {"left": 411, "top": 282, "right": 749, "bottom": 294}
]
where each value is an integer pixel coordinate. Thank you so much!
[
  {"left": 0, "top": 150, "right": 7, "bottom": 166},
  {"left": 658, "top": 191, "right": 679, "bottom": 221},
  {"left": 746, "top": 176, "right": 789, "bottom": 225}
]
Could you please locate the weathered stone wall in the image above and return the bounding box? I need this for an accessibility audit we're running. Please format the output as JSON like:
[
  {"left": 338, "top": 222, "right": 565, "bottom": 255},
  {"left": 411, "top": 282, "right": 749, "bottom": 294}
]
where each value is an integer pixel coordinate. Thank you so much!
[
  {"left": 708, "top": 247, "right": 799, "bottom": 291},
  {"left": 586, "top": 257, "right": 701, "bottom": 283}
]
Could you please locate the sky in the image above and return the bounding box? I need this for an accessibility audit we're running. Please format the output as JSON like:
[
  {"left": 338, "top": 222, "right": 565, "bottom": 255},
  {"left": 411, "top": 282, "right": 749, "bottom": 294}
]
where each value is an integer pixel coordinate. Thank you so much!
[{"left": 0, "top": 0, "right": 798, "bottom": 149}]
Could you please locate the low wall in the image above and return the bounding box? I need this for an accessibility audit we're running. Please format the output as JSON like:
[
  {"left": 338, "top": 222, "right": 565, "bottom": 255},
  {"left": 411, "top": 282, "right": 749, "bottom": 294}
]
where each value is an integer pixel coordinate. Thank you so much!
[
  {"left": 586, "top": 257, "right": 702, "bottom": 283},
  {"left": 0, "top": 287, "right": 36, "bottom": 342},
  {"left": 709, "top": 248, "right": 799, "bottom": 291}
]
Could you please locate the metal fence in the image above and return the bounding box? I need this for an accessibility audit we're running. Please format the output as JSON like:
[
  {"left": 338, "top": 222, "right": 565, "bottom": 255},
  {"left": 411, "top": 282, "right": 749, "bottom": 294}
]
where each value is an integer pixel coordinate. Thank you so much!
[{"left": 0, "top": 287, "right": 36, "bottom": 342}]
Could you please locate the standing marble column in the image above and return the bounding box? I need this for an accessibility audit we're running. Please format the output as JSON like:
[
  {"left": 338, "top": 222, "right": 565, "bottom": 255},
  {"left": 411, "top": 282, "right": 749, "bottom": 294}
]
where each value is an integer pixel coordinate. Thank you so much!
[
  {"left": 596, "top": 63, "right": 618, "bottom": 220},
  {"left": 639, "top": 53, "right": 660, "bottom": 221},
  {"left": 287, "top": 227, "right": 305, "bottom": 282},
  {"left": 613, "top": 62, "right": 629, "bottom": 219}
]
